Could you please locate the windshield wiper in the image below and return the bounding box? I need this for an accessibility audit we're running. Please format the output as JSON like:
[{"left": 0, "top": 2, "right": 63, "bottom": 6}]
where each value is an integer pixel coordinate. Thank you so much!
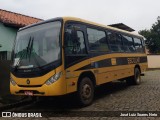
[
  {"left": 29, "top": 37, "right": 40, "bottom": 69},
  {"left": 26, "top": 37, "right": 32, "bottom": 59},
  {"left": 28, "top": 37, "right": 34, "bottom": 61},
  {"left": 14, "top": 37, "right": 32, "bottom": 70},
  {"left": 27, "top": 37, "right": 41, "bottom": 69},
  {"left": 14, "top": 36, "right": 42, "bottom": 70}
]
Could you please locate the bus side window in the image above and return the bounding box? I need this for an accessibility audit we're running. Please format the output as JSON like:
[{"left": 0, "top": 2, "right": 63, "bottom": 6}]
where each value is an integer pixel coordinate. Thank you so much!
[
  {"left": 87, "top": 28, "right": 108, "bottom": 52},
  {"left": 134, "top": 38, "right": 144, "bottom": 53},
  {"left": 141, "top": 38, "right": 145, "bottom": 53},
  {"left": 64, "top": 28, "right": 74, "bottom": 55},
  {"left": 122, "top": 35, "right": 136, "bottom": 53},
  {"left": 64, "top": 27, "right": 87, "bottom": 55},
  {"left": 107, "top": 31, "right": 120, "bottom": 52},
  {"left": 76, "top": 31, "right": 87, "bottom": 54},
  {"left": 116, "top": 34, "right": 124, "bottom": 52}
]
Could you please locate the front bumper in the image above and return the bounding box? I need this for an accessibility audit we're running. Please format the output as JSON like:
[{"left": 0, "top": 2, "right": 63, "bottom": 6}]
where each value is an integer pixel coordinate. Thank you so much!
[{"left": 10, "top": 77, "right": 67, "bottom": 96}]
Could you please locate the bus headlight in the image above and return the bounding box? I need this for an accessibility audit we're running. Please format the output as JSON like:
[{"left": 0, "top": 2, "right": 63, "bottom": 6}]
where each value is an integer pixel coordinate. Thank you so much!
[
  {"left": 45, "top": 72, "right": 62, "bottom": 85},
  {"left": 10, "top": 77, "right": 17, "bottom": 86}
]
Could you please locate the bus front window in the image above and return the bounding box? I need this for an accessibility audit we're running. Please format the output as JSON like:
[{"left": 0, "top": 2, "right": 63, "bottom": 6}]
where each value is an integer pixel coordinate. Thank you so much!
[{"left": 13, "top": 21, "right": 61, "bottom": 69}]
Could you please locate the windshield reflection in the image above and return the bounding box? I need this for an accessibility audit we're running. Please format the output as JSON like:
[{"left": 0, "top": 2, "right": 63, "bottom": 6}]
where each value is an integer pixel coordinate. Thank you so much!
[{"left": 13, "top": 21, "right": 61, "bottom": 69}]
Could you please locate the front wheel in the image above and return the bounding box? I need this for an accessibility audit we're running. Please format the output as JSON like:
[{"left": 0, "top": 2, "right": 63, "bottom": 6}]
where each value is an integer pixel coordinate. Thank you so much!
[
  {"left": 77, "top": 77, "right": 94, "bottom": 106},
  {"left": 126, "top": 68, "right": 141, "bottom": 85}
]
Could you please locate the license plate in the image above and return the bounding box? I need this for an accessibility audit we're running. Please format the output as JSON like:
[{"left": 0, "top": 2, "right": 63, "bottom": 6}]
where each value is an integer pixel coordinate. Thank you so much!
[{"left": 24, "top": 91, "right": 33, "bottom": 96}]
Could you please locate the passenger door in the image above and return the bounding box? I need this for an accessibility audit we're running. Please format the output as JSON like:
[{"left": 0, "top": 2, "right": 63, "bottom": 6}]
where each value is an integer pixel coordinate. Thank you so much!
[{"left": 64, "top": 23, "right": 88, "bottom": 74}]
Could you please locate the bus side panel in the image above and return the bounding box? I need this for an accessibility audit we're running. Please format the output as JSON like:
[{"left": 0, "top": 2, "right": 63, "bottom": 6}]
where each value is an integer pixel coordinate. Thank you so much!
[
  {"left": 66, "top": 69, "right": 97, "bottom": 94},
  {"left": 66, "top": 77, "right": 78, "bottom": 94},
  {"left": 97, "top": 65, "right": 134, "bottom": 85},
  {"left": 140, "top": 63, "right": 148, "bottom": 73}
]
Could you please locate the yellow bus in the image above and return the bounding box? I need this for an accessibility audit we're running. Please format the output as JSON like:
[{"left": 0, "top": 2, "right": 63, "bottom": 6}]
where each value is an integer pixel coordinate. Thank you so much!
[{"left": 10, "top": 17, "right": 147, "bottom": 106}]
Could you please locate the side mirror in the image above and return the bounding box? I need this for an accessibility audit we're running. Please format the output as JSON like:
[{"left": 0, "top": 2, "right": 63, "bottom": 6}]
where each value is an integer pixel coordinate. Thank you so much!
[{"left": 0, "top": 44, "right": 2, "bottom": 47}]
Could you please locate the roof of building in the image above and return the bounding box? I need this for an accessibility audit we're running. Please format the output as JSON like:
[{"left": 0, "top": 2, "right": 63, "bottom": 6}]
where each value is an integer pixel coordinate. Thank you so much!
[
  {"left": 108, "top": 23, "right": 135, "bottom": 32},
  {"left": 0, "top": 9, "right": 42, "bottom": 28}
]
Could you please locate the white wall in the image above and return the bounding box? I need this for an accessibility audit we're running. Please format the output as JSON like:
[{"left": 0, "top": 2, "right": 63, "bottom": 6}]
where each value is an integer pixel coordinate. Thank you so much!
[{"left": 147, "top": 55, "right": 160, "bottom": 68}]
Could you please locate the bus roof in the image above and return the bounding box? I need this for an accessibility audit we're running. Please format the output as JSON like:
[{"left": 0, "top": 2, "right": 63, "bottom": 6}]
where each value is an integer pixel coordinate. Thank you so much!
[
  {"left": 19, "top": 16, "right": 143, "bottom": 38},
  {"left": 62, "top": 17, "right": 143, "bottom": 38}
]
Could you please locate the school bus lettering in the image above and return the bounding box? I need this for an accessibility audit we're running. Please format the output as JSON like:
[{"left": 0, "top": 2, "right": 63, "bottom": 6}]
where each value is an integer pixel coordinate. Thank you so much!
[{"left": 128, "top": 57, "right": 140, "bottom": 64}]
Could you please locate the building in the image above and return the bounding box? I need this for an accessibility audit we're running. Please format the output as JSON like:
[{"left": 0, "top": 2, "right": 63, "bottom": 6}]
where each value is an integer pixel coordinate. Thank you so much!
[
  {"left": 108, "top": 23, "right": 135, "bottom": 32},
  {"left": 0, "top": 9, "right": 42, "bottom": 60},
  {"left": 0, "top": 9, "right": 42, "bottom": 97}
]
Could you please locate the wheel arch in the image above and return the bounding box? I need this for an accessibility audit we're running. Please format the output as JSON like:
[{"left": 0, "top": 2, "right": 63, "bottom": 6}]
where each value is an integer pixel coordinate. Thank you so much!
[
  {"left": 77, "top": 71, "right": 96, "bottom": 90},
  {"left": 135, "top": 64, "right": 141, "bottom": 73}
]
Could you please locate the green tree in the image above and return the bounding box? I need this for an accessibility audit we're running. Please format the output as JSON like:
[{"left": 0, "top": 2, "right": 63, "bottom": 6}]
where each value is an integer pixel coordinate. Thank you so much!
[{"left": 139, "top": 17, "right": 160, "bottom": 54}]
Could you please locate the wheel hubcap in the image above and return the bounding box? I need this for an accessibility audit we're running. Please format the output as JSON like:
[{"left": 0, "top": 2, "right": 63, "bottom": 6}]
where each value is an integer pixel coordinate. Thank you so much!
[{"left": 81, "top": 84, "right": 91, "bottom": 100}]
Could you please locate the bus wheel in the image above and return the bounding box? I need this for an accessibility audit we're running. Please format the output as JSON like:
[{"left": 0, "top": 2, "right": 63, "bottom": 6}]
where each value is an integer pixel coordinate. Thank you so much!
[
  {"left": 126, "top": 68, "right": 141, "bottom": 85},
  {"left": 77, "top": 77, "right": 94, "bottom": 106}
]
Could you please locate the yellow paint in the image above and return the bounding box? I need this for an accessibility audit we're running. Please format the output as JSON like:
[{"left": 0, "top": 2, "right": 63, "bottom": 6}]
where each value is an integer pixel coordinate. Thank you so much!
[
  {"left": 111, "top": 58, "right": 117, "bottom": 65},
  {"left": 10, "top": 66, "right": 67, "bottom": 96}
]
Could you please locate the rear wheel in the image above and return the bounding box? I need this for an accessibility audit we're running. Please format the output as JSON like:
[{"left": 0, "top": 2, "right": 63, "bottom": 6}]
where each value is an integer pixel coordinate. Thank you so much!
[
  {"left": 77, "top": 77, "right": 94, "bottom": 106},
  {"left": 126, "top": 68, "right": 141, "bottom": 85}
]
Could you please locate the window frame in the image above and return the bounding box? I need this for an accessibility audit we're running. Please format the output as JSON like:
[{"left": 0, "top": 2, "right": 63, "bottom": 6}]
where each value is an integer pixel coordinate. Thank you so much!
[
  {"left": 87, "top": 26, "right": 109, "bottom": 53},
  {"left": 64, "top": 23, "right": 88, "bottom": 56},
  {"left": 121, "top": 34, "right": 136, "bottom": 53},
  {"left": 76, "top": 30, "right": 88, "bottom": 54},
  {"left": 133, "top": 37, "right": 144, "bottom": 53},
  {"left": 64, "top": 20, "right": 145, "bottom": 55}
]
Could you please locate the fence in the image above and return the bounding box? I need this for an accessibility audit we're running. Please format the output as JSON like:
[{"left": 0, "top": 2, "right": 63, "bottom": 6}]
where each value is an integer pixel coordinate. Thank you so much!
[
  {"left": 0, "top": 51, "right": 11, "bottom": 96},
  {"left": 0, "top": 51, "right": 11, "bottom": 60}
]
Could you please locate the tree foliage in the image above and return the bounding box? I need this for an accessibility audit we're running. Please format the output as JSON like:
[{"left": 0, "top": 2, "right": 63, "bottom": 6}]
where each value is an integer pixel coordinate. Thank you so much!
[{"left": 139, "top": 17, "right": 160, "bottom": 54}]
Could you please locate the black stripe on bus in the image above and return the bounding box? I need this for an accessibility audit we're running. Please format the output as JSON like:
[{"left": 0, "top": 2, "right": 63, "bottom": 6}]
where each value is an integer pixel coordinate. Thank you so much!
[{"left": 75, "top": 56, "right": 147, "bottom": 71}]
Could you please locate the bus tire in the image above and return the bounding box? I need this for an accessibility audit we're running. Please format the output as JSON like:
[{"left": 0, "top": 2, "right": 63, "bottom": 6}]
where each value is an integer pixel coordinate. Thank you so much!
[
  {"left": 77, "top": 77, "right": 94, "bottom": 106},
  {"left": 126, "top": 68, "right": 141, "bottom": 85}
]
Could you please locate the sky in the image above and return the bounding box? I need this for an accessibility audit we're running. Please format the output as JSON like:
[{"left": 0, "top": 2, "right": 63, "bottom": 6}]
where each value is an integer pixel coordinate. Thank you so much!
[{"left": 0, "top": 0, "right": 160, "bottom": 32}]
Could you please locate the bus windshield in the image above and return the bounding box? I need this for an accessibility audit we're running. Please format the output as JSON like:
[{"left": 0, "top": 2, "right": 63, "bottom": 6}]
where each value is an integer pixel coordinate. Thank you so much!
[{"left": 13, "top": 21, "right": 61, "bottom": 69}]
